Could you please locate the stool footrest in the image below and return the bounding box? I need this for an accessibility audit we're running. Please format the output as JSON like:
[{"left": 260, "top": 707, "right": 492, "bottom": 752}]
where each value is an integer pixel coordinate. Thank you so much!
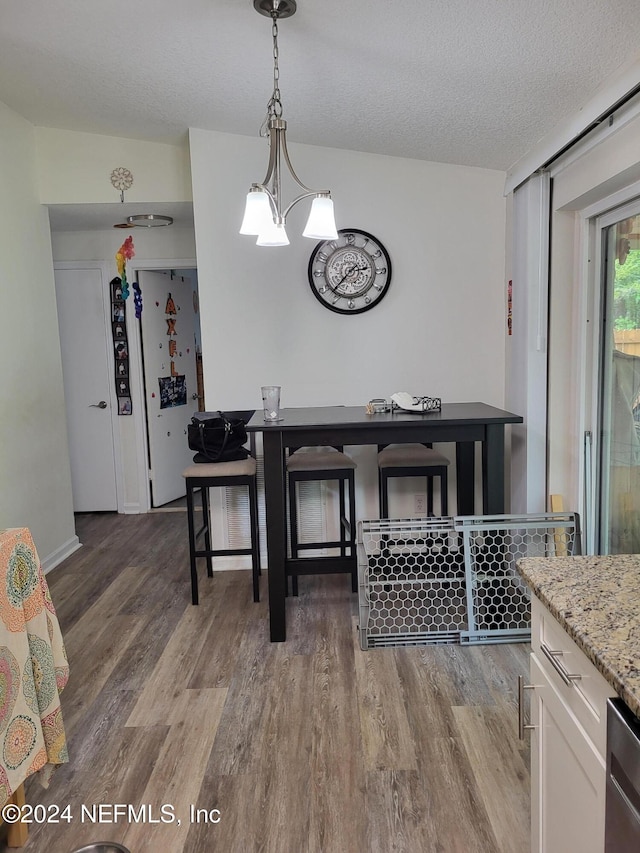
[
  {"left": 287, "top": 556, "right": 357, "bottom": 575},
  {"left": 192, "top": 547, "right": 254, "bottom": 558},
  {"left": 293, "top": 540, "right": 356, "bottom": 552}
]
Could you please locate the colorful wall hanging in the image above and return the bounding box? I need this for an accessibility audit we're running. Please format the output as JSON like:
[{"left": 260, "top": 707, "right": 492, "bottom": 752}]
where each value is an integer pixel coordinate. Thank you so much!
[
  {"left": 115, "top": 235, "right": 135, "bottom": 301},
  {"left": 110, "top": 276, "right": 132, "bottom": 415}
]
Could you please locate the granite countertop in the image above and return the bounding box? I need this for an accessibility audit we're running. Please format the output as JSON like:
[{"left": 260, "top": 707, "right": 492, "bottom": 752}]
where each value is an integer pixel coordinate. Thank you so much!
[{"left": 517, "top": 554, "right": 640, "bottom": 718}]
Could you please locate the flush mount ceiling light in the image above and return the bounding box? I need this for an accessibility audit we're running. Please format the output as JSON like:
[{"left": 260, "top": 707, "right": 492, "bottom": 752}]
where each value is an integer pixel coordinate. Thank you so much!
[
  {"left": 239, "top": 0, "right": 337, "bottom": 247},
  {"left": 126, "top": 214, "right": 174, "bottom": 227}
]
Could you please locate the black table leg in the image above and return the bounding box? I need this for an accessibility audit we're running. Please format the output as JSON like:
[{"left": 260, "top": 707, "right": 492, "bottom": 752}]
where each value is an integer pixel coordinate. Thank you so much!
[
  {"left": 263, "top": 430, "right": 287, "bottom": 641},
  {"left": 483, "top": 424, "right": 505, "bottom": 514},
  {"left": 456, "top": 442, "right": 475, "bottom": 515}
]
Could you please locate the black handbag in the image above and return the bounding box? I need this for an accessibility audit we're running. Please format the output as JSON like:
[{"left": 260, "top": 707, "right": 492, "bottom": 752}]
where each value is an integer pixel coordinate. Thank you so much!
[{"left": 187, "top": 412, "right": 249, "bottom": 463}]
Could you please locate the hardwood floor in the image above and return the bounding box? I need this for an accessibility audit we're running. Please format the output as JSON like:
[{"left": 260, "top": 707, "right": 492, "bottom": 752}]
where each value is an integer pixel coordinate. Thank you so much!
[{"left": 10, "top": 511, "right": 530, "bottom": 853}]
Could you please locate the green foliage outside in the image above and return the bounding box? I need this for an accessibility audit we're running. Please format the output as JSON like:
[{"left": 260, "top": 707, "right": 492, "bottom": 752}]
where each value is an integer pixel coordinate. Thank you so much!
[{"left": 614, "top": 249, "right": 640, "bottom": 330}]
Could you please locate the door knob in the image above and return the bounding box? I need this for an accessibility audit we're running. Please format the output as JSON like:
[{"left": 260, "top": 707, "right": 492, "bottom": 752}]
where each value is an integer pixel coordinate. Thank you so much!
[
  {"left": 192, "top": 393, "right": 198, "bottom": 400},
  {"left": 89, "top": 401, "right": 108, "bottom": 409}
]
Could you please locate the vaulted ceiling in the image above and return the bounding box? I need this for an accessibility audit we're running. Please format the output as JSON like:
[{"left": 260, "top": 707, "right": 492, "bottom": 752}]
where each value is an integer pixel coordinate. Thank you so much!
[{"left": 3, "top": 2, "right": 640, "bottom": 179}]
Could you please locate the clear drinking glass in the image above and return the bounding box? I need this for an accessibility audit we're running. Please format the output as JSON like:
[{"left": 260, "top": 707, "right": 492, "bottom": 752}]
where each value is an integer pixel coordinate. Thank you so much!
[{"left": 261, "top": 385, "right": 282, "bottom": 421}]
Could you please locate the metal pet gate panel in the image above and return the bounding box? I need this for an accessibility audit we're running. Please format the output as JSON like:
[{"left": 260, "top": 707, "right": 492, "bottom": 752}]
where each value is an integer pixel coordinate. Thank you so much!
[
  {"left": 358, "top": 512, "right": 581, "bottom": 650},
  {"left": 357, "top": 518, "right": 464, "bottom": 648}
]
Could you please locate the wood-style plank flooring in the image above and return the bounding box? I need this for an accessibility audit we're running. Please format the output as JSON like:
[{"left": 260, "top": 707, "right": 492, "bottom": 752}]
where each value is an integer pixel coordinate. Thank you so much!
[{"left": 7, "top": 511, "right": 530, "bottom": 853}]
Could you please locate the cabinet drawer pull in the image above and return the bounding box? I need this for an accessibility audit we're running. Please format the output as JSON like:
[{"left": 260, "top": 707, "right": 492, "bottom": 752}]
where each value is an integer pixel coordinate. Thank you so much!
[
  {"left": 517, "top": 675, "right": 536, "bottom": 740},
  {"left": 540, "top": 641, "right": 582, "bottom": 687}
]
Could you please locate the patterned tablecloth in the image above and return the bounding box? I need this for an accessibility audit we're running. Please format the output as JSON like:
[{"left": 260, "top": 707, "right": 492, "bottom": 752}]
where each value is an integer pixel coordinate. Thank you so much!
[{"left": 0, "top": 528, "right": 69, "bottom": 802}]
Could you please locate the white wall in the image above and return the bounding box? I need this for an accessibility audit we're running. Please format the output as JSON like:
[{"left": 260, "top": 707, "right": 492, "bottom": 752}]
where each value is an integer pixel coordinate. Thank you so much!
[
  {"left": 190, "top": 129, "right": 507, "bottom": 408},
  {"left": 51, "top": 228, "right": 196, "bottom": 265},
  {"left": 36, "top": 127, "right": 192, "bottom": 204},
  {"left": 189, "top": 129, "right": 508, "bottom": 516},
  {"left": 0, "top": 101, "right": 77, "bottom": 567}
]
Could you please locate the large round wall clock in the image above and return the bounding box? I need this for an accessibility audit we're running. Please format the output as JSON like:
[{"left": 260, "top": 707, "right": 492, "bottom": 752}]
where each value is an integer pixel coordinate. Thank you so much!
[{"left": 308, "top": 228, "right": 392, "bottom": 314}]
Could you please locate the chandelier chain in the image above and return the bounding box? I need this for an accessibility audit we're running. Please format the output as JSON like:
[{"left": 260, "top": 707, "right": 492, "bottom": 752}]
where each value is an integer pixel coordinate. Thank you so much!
[
  {"left": 271, "top": 15, "right": 280, "bottom": 110},
  {"left": 261, "top": 12, "right": 283, "bottom": 135}
]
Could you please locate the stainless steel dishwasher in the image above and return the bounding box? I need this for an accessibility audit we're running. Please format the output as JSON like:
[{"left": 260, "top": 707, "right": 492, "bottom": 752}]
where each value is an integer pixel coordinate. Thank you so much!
[{"left": 605, "top": 698, "right": 640, "bottom": 851}]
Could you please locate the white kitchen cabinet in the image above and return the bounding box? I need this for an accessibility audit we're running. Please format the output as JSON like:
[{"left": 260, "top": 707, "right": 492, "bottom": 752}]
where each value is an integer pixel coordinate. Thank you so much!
[
  {"left": 527, "top": 597, "right": 616, "bottom": 853},
  {"left": 530, "top": 654, "right": 606, "bottom": 852}
]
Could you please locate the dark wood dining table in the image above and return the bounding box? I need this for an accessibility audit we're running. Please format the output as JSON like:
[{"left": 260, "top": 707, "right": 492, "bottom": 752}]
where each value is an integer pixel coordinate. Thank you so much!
[{"left": 245, "top": 402, "right": 523, "bottom": 641}]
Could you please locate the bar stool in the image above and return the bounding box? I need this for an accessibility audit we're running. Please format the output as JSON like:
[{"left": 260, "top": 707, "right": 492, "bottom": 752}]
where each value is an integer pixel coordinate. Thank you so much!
[
  {"left": 182, "top": 459, "right": 260, "bottom": 605},
  {"left": 286, "top": 446, "right": 357, "bottom": 595},
  {"left": 378, "top": 443, "right": 450, "bottom": 518}
]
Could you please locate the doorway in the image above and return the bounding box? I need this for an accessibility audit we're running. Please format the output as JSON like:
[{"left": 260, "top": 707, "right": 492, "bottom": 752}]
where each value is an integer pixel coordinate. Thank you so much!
[
  {"left": 595, "top": 206, "right": 640, "bottom": 553},
  {"left": 54, "top": 257, "right": 201, "bottom": 514},
  {"left": 137, "top": 268, "right": 204, "bottom": 507}
]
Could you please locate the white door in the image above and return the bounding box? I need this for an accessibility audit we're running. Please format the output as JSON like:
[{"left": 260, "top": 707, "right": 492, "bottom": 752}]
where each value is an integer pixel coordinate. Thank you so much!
[
  {"left": 54, "top": 266, "right": 118, "bottom": 512},
  {"left": 138, "top": 270, "right": 199, "bottom": 507}
]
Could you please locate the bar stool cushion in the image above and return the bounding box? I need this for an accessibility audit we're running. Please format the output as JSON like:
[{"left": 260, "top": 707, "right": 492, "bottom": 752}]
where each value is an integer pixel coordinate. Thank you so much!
[
  {"left": 286, "top": 449, "right": 357, "bottom": 472},
  {"left": 378, "top": 444, "right": 450, "bottom": 469},
  {"left": 182, "top": 458, "right": 257, "bottom": 478}
]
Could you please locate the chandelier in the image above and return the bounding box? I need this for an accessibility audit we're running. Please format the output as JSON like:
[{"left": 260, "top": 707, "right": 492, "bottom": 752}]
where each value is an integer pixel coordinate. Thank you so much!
[{"left": 239, "top": 0, "right": 337, "bottom": 247}]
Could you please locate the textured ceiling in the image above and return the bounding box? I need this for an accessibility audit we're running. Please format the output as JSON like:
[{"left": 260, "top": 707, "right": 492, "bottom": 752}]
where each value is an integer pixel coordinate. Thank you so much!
[{"left": 3, "top": 1, "right": 640, "bottom": 176}]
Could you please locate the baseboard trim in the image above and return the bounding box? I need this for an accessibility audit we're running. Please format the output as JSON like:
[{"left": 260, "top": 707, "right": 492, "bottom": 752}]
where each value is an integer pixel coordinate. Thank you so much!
[{"left": 41, "top": 535, "right": 81, "bottom": 574}]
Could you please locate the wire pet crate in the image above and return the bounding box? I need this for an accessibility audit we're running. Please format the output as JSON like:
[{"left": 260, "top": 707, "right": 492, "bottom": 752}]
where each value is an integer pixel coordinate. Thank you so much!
[{"left": 358, "top": 512, "right": 581, "bottom": 650}]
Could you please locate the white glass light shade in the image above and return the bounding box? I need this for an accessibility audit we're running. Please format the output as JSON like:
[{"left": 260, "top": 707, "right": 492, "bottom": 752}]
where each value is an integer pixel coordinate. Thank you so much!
[
  {"left": 302, "top": 196, "right": 338, "bottom": 239},
  {"left": 239, "top": 189, "right": 272, "bottom": 235},
  {"left": 256, "top": 220, "right": 290, "bottom": 247}
]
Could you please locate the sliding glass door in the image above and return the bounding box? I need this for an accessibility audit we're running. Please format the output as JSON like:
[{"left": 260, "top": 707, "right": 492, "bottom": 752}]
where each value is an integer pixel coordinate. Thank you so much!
[{"left": 597, "top": 209, "right": 640, "bottom": 553}]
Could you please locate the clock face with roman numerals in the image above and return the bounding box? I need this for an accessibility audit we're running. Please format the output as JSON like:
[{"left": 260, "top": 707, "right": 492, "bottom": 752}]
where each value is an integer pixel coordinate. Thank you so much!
[{"left": 308, "top": 229, "right": 392, "bottom": 314}]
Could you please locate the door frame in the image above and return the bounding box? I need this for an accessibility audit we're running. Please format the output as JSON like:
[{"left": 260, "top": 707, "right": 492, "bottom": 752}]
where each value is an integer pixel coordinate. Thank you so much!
[
  {"left": 53, "top": 260, "right": 126, "bottom": 512},
  {"left": 127, "top": 257, "right": 197, "bottom": 512},
  {"left": 586, "top": 200, "right": 640, "bottom": 553},
  {"left": 576, "top": 188, "right": 640, "bottom": 552}
]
